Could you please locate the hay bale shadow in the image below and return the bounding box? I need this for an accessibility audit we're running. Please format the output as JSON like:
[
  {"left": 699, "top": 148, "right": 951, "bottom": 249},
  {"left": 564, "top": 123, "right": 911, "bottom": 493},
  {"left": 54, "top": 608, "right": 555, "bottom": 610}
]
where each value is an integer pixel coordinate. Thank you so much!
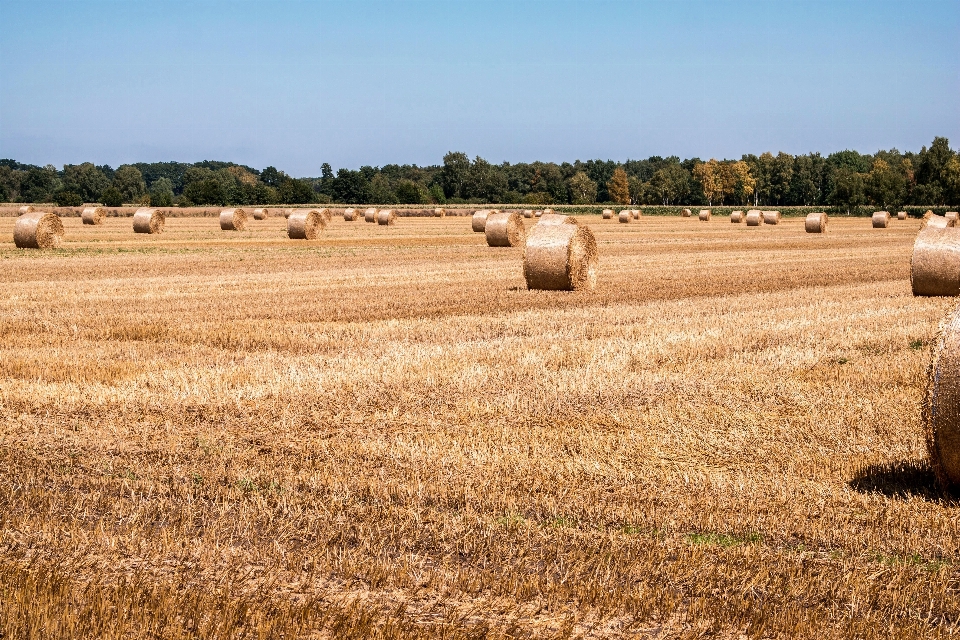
[{"left": 848, "top": 459, "right": 955, "bottom": 502}]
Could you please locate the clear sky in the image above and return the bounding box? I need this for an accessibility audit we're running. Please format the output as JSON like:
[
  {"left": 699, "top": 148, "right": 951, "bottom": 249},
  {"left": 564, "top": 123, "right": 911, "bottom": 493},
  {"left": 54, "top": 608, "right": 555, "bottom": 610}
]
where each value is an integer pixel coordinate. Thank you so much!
[{"left": 0, "top": 0, "right": 957, "bottom": 175}]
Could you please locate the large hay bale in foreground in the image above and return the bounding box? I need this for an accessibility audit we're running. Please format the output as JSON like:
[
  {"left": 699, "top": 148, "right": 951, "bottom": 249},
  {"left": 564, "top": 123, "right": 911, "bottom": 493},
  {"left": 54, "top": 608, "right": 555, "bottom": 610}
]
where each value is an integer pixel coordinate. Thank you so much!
[
  {"left": 911, "top": 226, "right": 960, "bottom": 296},
  {"left": 133, "top": 208, "right": 164, "bottom": 234},
  {"left": 472, "top": 210, "right": 491, "bottom": 232},
  {"left": 377, "top": 209, "right": 396, "bottom": 225},
  {"left": 287, "top": 208, "right": 325, "bottom": 239},
  {"left": 252, "top": 208, "right": 268, "bottom": 220},
  {"left": 872, "top": 211, "right": 891, "bottom": 228},
  {"left": 681, "top": 208, "right": 691, "bottom": 217},
  {"left": 805, "top": 212, "right": 828, "bottom": 233},
  {"left": 434, "top": 208, "right": 446, "bottom": 218},
  {"left": 602, "top": 209, "right": 614, "bottom": 219},
  {"left": 343, "top": 208, "right": 358, "bottom": 221},
  {"left": 699, "top": 209, "right": 711, "bottom": 221},
  {"left": 618, "top": 210, "right": 631, "bottom": 223},
  {"left": 762, "top": 211, "right": 781, "bottom": 225},
  {"left": 897, "top": 211, "right": 907, "bottom": 221},
  {"left": 524, "top": 222, "right": 598, "bottom": 291},
  {"left": 14, "top": 211, "right": 64, "bottom": 248},
  {"left": 219, "top": 208, "right": 248, "bottom": 231},
  {"left": 18, "top": 205, "right": 36, "bottom": 215},
  {"left": 538, "top": 213, "right": 577, "bottom": 226},
  {"left": 364, "top": 208, "right": 378, "bottom": 223},
  {"left": 81, "top": 206, "right": 106, "bottom": 225},
  {"left": 923, "top": 303, "right": 960, "bottom": 491},
  {"left": 485, "top": 211, "right": 526, "bottom": 247},
  {"left": 730, "top": 211, "right": 744, "bottom": 223},
  {"left": 746, "top": 210, "right": 762, "bottom": 226}
]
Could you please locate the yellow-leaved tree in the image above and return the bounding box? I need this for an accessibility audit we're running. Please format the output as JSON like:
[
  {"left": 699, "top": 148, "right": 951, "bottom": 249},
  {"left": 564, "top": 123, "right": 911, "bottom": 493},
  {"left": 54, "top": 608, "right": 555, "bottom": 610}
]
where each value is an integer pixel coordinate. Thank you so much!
[
  {"left": 693, "top": 159, "right": 723, "bottom": 206},
  {"left": 606, "top": 167, "right": 631, "bottom": 205}
]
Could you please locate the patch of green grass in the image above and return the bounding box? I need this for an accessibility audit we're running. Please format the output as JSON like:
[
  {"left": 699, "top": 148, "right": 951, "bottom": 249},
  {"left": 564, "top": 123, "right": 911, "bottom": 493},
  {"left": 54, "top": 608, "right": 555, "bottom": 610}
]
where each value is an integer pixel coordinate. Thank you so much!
[
  {"left": 910, "top": 339, "right": 927, "bottom": 350},
  {"left": 872, "top": 552, "right": 951, "bottom": 572}
]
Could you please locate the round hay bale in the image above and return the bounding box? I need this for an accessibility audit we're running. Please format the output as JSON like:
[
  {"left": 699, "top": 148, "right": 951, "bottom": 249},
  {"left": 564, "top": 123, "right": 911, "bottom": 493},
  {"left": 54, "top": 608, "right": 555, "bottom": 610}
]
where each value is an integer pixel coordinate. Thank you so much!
[
  {"left": 804, "top": 212, "right": 828, "bottom": 233},
  {"left": 485, "top": 211, "right": 526, "bottom": 247},
  {"left": 618, "top": 210, "right": 631, "bottom": 223},
  {"left": 13, "top": 211, "right": 64, "bottom": 249},
  {"left": 947, "top": 212, "right": 959, "bottom": 223},
  {"left": 922, "top": 303, "right": 960, "bottom": 491},
  {"left": 377, "top": 209, "right": 396, "bottom": 225},
  {"left": 746, "top": 210, "right": 762, "bottom": 226},
  {"left": 523, "top": 222, "right": 598, "bottom": 291},
  {"left": 219, "top": 208, "right": 248, "bottom": 231},
  {"left": 132, "top": 208, "right": 164, "bottom": 234},
  {"left": 364, "top": 208, "right": 378, "bottom": 223},
  {"left": 872, "top": 211, "right": 891, "bottom": 228},
  {"left": 911, "top": 226, "right": 960, "bottom": 296},
  {"left": 699, "top": 209, "right": 711, "bottom": 221},
  {"left": 434, "top": 208, "right": 446, "bottom": 218},
  {"left": 730, "top": 211, "right": 744, "bottom": 223},
  {"left": 602, "top": 209, "right": 614, "bottom": 219},
  {"left": 681, "top": 208, "right": 692, "bottom": 217},
  {"left": 343, "top": 208, "right": 358, "bottom": 221},
  {"left": 252, "top": 208, "right": 268, "bottom": 220},
  {"left": 543, "top": 209, "right": 554, "bottom": 214},
  {"left": 287, "top": 208, "right": 326, "bottom": 240},
  {"left": 925, "top": 214, "right": 955, "bottom": 230},
  {"left": 897, "top": 211, "right": 907, "bottom": 221},
  {"left": 472, "top": 210, "right": 491, "bottom": 233},
  {"left": 18, "top": 205, "right": 36, "bottom": 215},
  {"left": 538, "top": 213, "right": 577, "bottom": 226},
  {"left": 318, "top": 208, "right": 332, "bottom": 223},
  {"left": 81, "top": 206, "right": 106, "bottom": 225},
  {"left": 523, "top": 209, "right": 535, "bottom": 218},
  {"left": 632, "top": 209, "right": 641, "bottom": 219},
  {"left": 284, "top": 208, "right": 294, "bottom": 219},
  {"left": 762, "top": 211, "right": 781, "bottom": 225},
  {"left": 534, "top": 210, "right": 544, "bottom": 218}
]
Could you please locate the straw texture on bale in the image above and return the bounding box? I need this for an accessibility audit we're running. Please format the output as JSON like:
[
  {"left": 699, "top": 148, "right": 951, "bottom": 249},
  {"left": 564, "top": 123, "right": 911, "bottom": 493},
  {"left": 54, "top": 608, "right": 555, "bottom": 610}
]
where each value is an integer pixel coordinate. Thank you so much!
[
  {"left": 377, "top": 209, "right": 396, "bottom": 225},
  {"left": 730, "top": 211, "right": 744, "bottom": 223},
  {"left": 472, "top": 210, "right": 491, "bottom": 233},
  {"left": 897, "top": 211, "right": 907, "bottom": 221},
  {"left": 538, "top": 213, "right": 577, "bottom": 226},
  {"left": 699, "top": 209, "right": 711, "bottom": 222},
  {"left": 287, "top": 209, "right": 325, "bottom": 240},
  {"left": 343, "top": 208, "right": 358, "bottom": 221},
  {"left": 746, "top": 210, "right": 762, "bottom": 226},
  {"left": 219, "top": 208, "right": 248, "bottom": 231},
  {"left": 18, "top": 205, "right": 35, "bottom": 215},
  {"left": 364, "top": 208, "right": 378, "bottom": 223},
  {"left": 872, "top": 211, "right": 891, "bottom": 228},
  {"left": 618, "top": 210, "right": 631, "bottom": 223},
  {"left": 523, "top": 222, "right": 598, "bottom": 291},
  {"left": 13, "top": 211, "right": 64, "bottom": 249},
  {"left": 681, "top": 208, "right": 692, "bottom": 217},
  {"left": 922, "top": 303, "right": 960, "bottom": 491},
  {"left": 81, "top": 206, "right": 106, "bottom": 225},
  {"left": 283, "top": 209, "right": 294, "bottom": 219},
  {"left": 523, "top": 210, "right": 535, "bottom": 218},
  {"left": 925, "top": 214, "right": 955, "bottom": 230},
  {"left": 602, "top": 209, "right": 614, "bottom": 219},
  {"left": 434, "top": 208, "right": 446, "bottom": 218},
  {"left": 911, "top": 226, "right": 960, "bottom": 296},
  {"left": 252, "top": 208, "right": 268, "bottom": 220},
  {"left": 804, "top": 212, "right": 828, "bottom": 233},
  {"left": 485, "top": 211, "right": 526, "bottom": 247},
  {"left": 763, "top": 211, "right": 781, "bottom": 225},
  {"left": 132, "top": 208, "right": 164, "bottom": 234}
]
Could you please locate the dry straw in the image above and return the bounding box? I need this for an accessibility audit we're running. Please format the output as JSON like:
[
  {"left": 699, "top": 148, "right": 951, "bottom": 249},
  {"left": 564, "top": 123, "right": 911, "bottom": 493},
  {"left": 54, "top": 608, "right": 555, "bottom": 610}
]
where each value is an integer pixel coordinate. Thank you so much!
[
  {"left": 219, "top": 208, "right": 248, "bottom": 231},
  {"left": 485, "top": 211, "right": 526, "bottom": 247},
  {"left": 911, "top": 226, "right": 960, "bottom": 296},
  {"left": 18, "top": 205, "right": 35, "bottom": 215},
  {"left": 923, "top": 303, "right": 960, "bottom": 491},
  {"left": 434, "top": 208, "right": 446, "bottom": 218},
  {"left": 287, "top": 208, "right": 325, "bottom": 239},
  {"left": 252, "top": 208, "right": 268, "bottom": 220},
  {"left": 618, "top": 210, "right": 631, "bottom": 223},
  {"left": 730, "top": 210, "right": 744, "bottom": 223},
  {"left": 343, "top": 208, "right": 358, "bottom": 221},
  {"left": 602, "top": 209, "right": 614, "bottom": 219},
  {"left": 897, "top": 211, "right": 907, "bottom": 221},
  {"left": 804, "top": 212, "right": 828, "bottom": 233},
  {"left": 746, "top": 210, "right": 762, "bottom": 226},
  {"left": 872, "top": 211, "right": 891, "bottom": 228},
  {"left": 472, "top": 210, "right": 491, "bottom": 233},
  {"left": 538, "top": 213, "right": 577, "bottom": 226},
  {"left": 699, "top": 209, "right": 711, "bottom": 222},
  {"left": 763, "top": 211, "right": 781, "bottom": 225},
  {"left": 523, "top": 222, "right": 598, "bottom": 291},
  {"left": 377, "top": 209, "right": 396, "bottom": 225},
  {"left": 523, "top": 210, "right": 535, "bottom": 218},
  {"left": 132, "top": 208, "right": 164, "bottom": 234},
  {"left": 364, "top": 208, "right": 378, "bottom": 223},
  {"left": 81, "top": 206, "right": 106, "bottom": 225},
  {"left": 14, "top": 211, "right": 64, "bottom": 249}
]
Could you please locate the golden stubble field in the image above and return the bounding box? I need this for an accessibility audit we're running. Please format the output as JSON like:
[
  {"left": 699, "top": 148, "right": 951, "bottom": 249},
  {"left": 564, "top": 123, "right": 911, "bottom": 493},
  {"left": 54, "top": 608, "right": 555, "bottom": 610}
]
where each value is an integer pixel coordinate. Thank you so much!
[{"left": 0, "top": 214, "right": 958, "bottom": 639}]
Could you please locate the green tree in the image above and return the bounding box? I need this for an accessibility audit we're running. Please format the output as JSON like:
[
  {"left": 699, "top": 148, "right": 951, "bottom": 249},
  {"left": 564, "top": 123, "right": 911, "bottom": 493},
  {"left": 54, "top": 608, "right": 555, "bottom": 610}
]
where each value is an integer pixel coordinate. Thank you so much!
[
  {"left": 828, "top": 168, "right": 865, "bottom": 213},
  {"left": 20, "top": 166, "right": 59, "bottom": 203},
  {"left": 367, "top": 174, "right": 396, "bottom": 204},
  {"left": 567, "top": 171, "right": 597, "bottom": 204},
  {"left": 149, "top": 177, "right": 175, "bottom": 207},
  {"left": 441, "top": 151, "right": 470, "bottom": 199},
  {"left": 395, "top": 179, "right": 427, "bottom": 204},
  {"left": 866, "top": 158, "right": 905, "bottom": 210},
  {"left": 112, "top": 165, "right": 146, "bottom": 203},
  {"left": 429, "top": 183, "right": 446, "bottom": 204},
  {"left": 692, "top": 160, "right": 723, "bottom": 206},
  {"left": 606, "top": 167, "right": 630, "bottom": 205},
  {"left": 101, "top": 186, "right": 123, "bottom": 207},
  {"left": 62, "top": 162, "right": 109, "bottom": 202},
  {"left": 770, "top": 152, "right": 794, "bottom": 205}
]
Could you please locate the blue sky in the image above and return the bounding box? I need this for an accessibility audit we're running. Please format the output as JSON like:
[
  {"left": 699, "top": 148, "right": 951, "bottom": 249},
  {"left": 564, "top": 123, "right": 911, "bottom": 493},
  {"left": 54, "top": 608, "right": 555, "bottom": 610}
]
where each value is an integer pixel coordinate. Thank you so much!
[{"left": 0, "top": 0, "right": 957, "bottom": 175}]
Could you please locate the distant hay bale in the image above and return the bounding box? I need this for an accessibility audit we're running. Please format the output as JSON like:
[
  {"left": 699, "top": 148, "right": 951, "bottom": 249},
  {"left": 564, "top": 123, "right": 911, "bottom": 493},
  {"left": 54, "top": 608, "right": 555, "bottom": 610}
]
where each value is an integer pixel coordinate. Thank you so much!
[
  {"left": 746, "top": 210, "right": 762, "bottom": 226},
  {"left": 287, "top": 208, "right": 325, "bottom": 239},
  {"left": 219, "top": 208, "right": 248, "bottom": 231},
  {"left": 948, "top": 212, "right": 960, "bottom": 223},
  {"left": 925, "top": 213, "right": 955, "bottom": 230},
  {"left": 364, "top": 208, "right": 378, "bottom": 223},
  {"left": 14, "top": 211, "right": 64, "bottom": 249},
  {"left": 805, "top": 212, "right": 828, "bottom": 233},
  {"left": 377, "top": 209, "right": 396, "bottom": 225},
  {"left": 485, "top": 211, "right": 526, "bottom": 247},
  {"left": 252, "top": 208, "right": 267, "bottom": 220},
  {"left": 872, "top": 211, "right": 891, "bottom": 228},
  {"left": 602, "top": 209, "right": 614, "bottom": 219},
  {"left": 534, "top": 210, "right": 544, "bottom": 218},
  {"left": 897, "top": 211, "right": 907, "bottom": 220},
  {"left": 81, "top": 206, "right": 105, "bottom": 225},
  {"left": 523, "top": 209, "right": 535, "bottom": 218},
  {"left": 538, "top": 213, "right": 577, "bottom": 226},
  {"left": 472, "top": 210, "right": 491, "bottom": 232},
  {"left": 434, "top": 208, "right": 446, "bottom": 218},
  {"left": 132, "top": 208, "right": 164, "bottom": 234},
  {"left": 730, "top": 210, "right": 744, "bottom": 223},
  {"left": 632, "top": 209, "right": 641, "bottom": 219},
  {"left": 923, "top": 304, "right": 960, "bottom": 491},
  {"left": 543, "top": 209, "right": 553, "bottom": 214},
  {"left": 284, "top": 208, "right": 294, "bottom": 219},
  {"left": 618, "top": 210, "right": 631, "bottom": 223},
  {"left": 699, "top": 209, "right": 711, "bottom": 221},
  {"left": 911, "top": 225, "right": 960, "bottom": 296},
  {"left": 343, "top": 208, "right": 358, "bottom": 221},
  {"left": 762, "top": 211, "right": 781, "bottom": 225},
  {"left": 18, "top": 205, "right": 35, "bottom": 215},
  {"left": 681, "top": 208, "right": 692, "bottom": 217},
  {"left": 524, "top": 222, "right": 598, "bottom": 291}
]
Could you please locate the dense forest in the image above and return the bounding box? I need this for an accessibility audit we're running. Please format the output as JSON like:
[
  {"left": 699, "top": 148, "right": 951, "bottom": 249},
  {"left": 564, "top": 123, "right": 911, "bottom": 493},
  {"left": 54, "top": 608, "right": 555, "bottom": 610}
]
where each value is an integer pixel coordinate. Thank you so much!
[{"left": 1, "top": 137, "right": 958, "bottom": 210}]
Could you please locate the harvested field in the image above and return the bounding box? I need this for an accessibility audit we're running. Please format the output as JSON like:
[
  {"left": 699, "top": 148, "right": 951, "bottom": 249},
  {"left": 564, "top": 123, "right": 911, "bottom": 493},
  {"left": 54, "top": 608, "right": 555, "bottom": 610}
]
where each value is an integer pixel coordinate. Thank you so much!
[{"left": 0, "top": 215, "right": 957, "bottom": 638}]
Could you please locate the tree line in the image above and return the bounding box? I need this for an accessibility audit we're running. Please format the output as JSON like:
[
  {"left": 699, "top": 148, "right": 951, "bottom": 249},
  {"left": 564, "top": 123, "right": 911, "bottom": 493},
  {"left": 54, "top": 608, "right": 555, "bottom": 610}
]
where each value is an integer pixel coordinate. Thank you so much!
[{"left": 1, "top": 137, "right": 958, "bottom": 210}]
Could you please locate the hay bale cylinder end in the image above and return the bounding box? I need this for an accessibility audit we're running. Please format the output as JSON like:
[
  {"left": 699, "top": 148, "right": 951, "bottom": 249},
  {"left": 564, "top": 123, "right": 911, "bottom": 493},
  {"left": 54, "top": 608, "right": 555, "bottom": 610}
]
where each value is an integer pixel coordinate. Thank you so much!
[
  {"left": 485, "top": 211, "right": 526, "bottom": 247},
  {"left": 14, "top": 211, "right": 64, "bottom": 249},
  {"left": 524, "top": 222, "right": 598, "bottom": 291}
]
